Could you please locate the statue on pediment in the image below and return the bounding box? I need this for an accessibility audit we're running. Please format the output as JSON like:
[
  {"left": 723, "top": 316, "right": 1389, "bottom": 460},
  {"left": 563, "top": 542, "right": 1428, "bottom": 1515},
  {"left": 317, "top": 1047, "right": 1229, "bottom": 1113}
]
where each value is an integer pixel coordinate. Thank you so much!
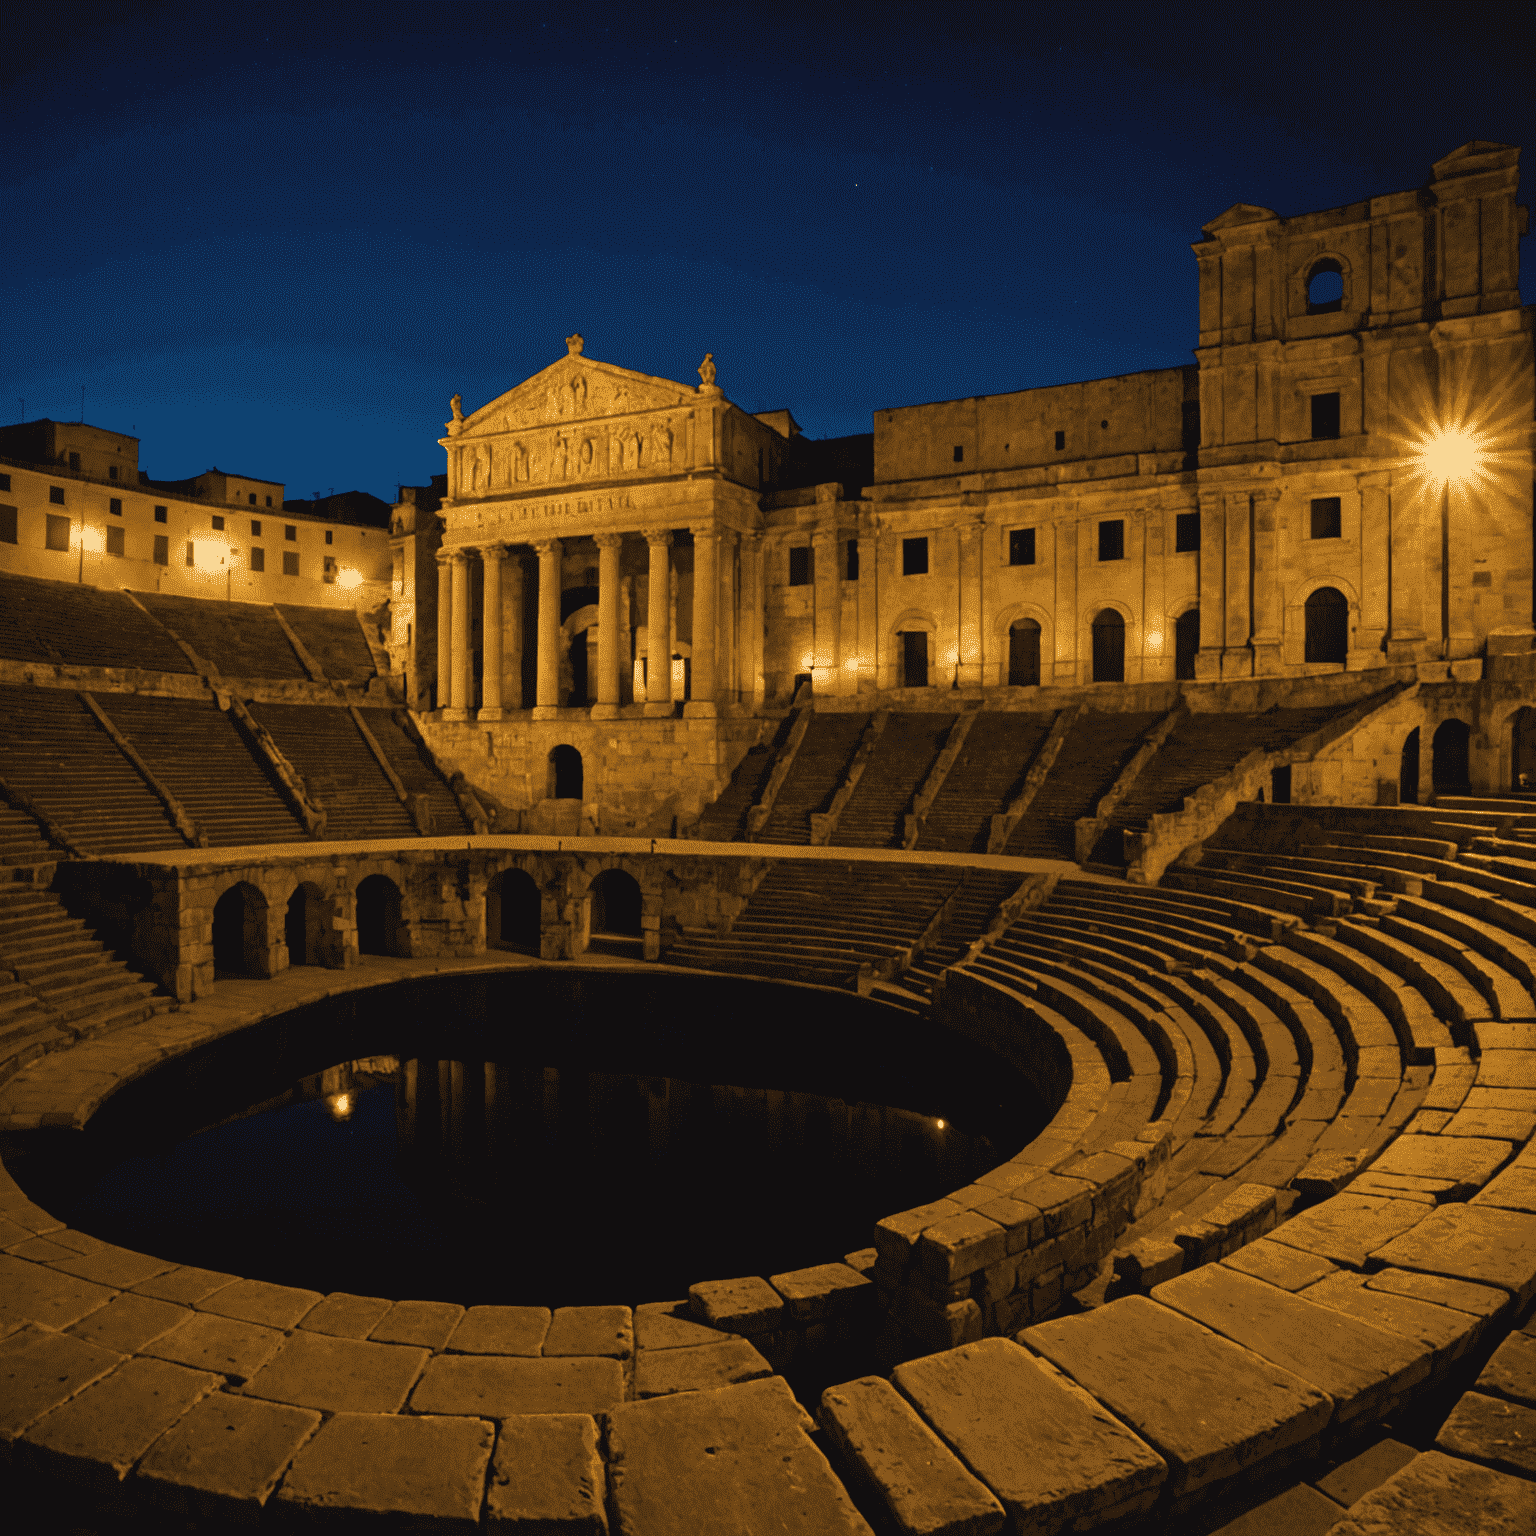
[
  {"left": 698, "top": 354, "right": 716, "bottom": 387},
  {"left": 447, "top": 393, "right": 464, "bottom": 436},
  {"left": 566, "top": 334, "right": 584, "bottom": 355}
]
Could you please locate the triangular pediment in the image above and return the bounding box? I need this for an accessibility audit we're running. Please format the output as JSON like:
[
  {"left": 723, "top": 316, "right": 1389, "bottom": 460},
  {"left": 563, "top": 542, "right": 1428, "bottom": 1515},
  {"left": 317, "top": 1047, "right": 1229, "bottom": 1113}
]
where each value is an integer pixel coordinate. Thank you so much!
[
  {"left": 457, "top": 346, "right": 699, "bottom": 437},
  {"left": 1201, "top": 203, "right": 1279, "bottom": 237},
  {"left": 1432, "top": 141, "right": 1518, "bottom": 180}
]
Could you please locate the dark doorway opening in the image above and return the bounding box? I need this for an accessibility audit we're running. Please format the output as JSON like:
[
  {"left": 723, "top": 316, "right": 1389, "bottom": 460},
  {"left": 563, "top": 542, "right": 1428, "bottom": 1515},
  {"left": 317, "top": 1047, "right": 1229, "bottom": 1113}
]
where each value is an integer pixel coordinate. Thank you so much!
[
  {"left": 213, "top": 884, "right": 265, "bottom": 978},
  {"left": 1091, "top": 609, "right": 1125, "bottom": 683},
  {"left": 550, "top": 745, "right": 583, "bottom": 800},
  {"left": 901, "top": 631, "right": 928, "bottom": 689},
  {"left": 1304, "top": 587, "right": 1348, "bottom": 664},
  {"left": 1432, "top": 719, "right": 1470, "bottom": 794},
  {"left": 1008, "top": 620, "right": 1040, "bottom": 687},
  {"left": 1174, "top": 608, "right": 1200, "bottom": 681},
  {"left": 488, "top": 868, "right": 541, "bottom": 955},
  {"left": 356, "top": 875, "right": 404, "bottom": 957},
  {"left": 1400, "top": 728, "right": 1421, "bottom": 805}
]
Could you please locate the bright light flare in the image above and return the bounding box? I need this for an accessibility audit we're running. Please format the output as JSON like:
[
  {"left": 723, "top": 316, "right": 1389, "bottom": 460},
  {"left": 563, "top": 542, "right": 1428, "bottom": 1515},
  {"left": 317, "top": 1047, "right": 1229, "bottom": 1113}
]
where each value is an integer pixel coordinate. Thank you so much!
[
  {"left": 336, "top": 568, "right": 364, "bottom": 590},
  {"left": 327, "top": 1091, "right": 353, "bottom": 1121},
  {"left": 1414, "top": 425, "right": 1488, "bottom": 491}
]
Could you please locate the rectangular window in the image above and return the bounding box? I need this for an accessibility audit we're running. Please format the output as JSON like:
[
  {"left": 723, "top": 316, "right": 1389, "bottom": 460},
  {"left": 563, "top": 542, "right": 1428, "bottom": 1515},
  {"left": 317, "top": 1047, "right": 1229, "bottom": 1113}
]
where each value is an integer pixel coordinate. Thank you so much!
[
  {"left": 109, "top": 465, "right": 118, "bottom": 480},
  {"left": 68, "top": 452, "right": 80, "bottom": 471},
  {"left": 153, "top": 535, "right": 168, "bottom": 566},
  {"left": 211, "top": 514, "right": 224, "bottom": 531},
  {"left": 952, "top": 445, "right": 964, "bottom": 463},
  {"left": 106, "top": 526, "right": 125, "bottom": 557},
  {"left": 0, "top": 473, "right": 11, "bottom": 491},
  {"left": 1310, "top": 497, "right": 1342, "bottom": 539},
  {"left": 49, "top": 486, "right": 65, "bottom": 505},
  {"left": 1175, "top": 511, "right": 1201, "bottom": 552},
  {"left": 45, "top": 514, "right": 71, "bottom": 551},
  {"left": 285, "top": 524, "right": 297, "bottom": 541},
  {"left": 903, "top": 536, "right": 929, "bottom": 576},
  {"left": 1098, "top": 520, "right": 1125, "bottom": 561},
  {"left": 251, "top": 519, "right": 262, "bottom": 536},
  {"left": 154, "top": 505, "right": 167, "bottom": 523},
  {"left": 185, "top": 540, "right": 195, "bottom": 566},
  {"left": 1054, "top": 430, "right": 1065, "bottom": 451},
  {"left": 265, "top": 495, "right": 272, "bottom": 507},
  {"left": 788, "top": 546, "right": 811, "bottom": 586},
  {"left": 109, "top": 497, "right": 122, "bottom": 516},
  {"left": 324, "top": 529, "right": 333, "bottom": 545},
  {"left": 1008, "top": 528, "right": 1035, "bottom": 566},
  {"left": 283, "top": 551, "right": 300, "bottom": 577},
  {"left": 846, "top": 538, "right": 859, "bottom": 581},
  {"left": 251, "top": 546, "right": 265, "bottom": 572},
  {"left": 1311, "top": 392, "right": 1341, "bottom": 440},
  {"left": 323, "top": 557, "right": 337, "bottom": 584},
  {"left": 0, "top": 505, "right": 16, "bottom": 543},
  {"left": 249, "top": 492, "right": 257, "bottom": 505}
]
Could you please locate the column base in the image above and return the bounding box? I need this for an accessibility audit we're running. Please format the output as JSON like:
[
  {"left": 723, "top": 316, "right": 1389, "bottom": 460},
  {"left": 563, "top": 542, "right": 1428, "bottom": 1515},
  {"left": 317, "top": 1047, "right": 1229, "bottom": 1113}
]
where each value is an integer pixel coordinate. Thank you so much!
[
  {"left": 683, "top": 700, "right": 717, "bottom": 719},
  {"left": 590, "top": 703, "right": 620, "bottom": 720},
  {"left": 477, "top": 707, "right": 505, "bottom": 723},
  {"left": 643, "top": 700, "right": 678, "bottom": 718},
  {"left": 441, "top": 708, "right": 471, "bottom": 723},
  {"left": 531, "top": 706, "right": 563, "bottom": 721}
]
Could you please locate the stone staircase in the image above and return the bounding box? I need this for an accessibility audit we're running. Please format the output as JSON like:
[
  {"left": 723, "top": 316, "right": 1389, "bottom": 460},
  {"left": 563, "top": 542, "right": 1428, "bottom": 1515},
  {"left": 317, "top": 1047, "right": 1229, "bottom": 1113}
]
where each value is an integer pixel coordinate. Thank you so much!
[
  {"left": 830, "top": 713, "right": 954, "bottom": 849},
  {"left": 914, "top": 710, "right": 1056, "bottom": 853},
  {"left": 756, "top": 714, "right": 870, "bottom": 845}
]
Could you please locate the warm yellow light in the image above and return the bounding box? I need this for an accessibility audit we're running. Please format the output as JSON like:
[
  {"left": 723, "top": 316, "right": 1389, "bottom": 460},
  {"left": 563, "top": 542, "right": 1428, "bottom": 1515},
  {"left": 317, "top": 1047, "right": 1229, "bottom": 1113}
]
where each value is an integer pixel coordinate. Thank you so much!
[
  {"left": 190, "top": 536, "right": 229, "bottom": 568},
  {"left": 80, "top": 525, "right": 105, "bottom": 554},
  {"left": 935, "top": 1118, "right": 946, "bottom": 1130},
  {"left": 327, "top": 1091, "right": 353, "bottom": 1121},
  {"left": 1145, "top": 629, "right": 1163, "bottom": 652},
  {"left": 799, "top": 653, "right": 815, "bottom": 671},
  {"left": 337, "top": 568, "right": 363, "bottom": 590},
  {"left": 1415, "top": 425, "right": 1487, "bottom": 490}
]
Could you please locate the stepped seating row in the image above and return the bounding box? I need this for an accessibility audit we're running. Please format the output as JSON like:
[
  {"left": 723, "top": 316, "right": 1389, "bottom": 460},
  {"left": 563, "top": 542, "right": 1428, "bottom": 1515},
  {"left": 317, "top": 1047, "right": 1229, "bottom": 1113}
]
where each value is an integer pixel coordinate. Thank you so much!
[
  {"left": 0, "top": 803, "right": 56, "bottom": 868},
  {"left": 829, "top": 713, "right": 954, "bottom": 849},
  {"left": 915, "top": 710, "right": 1056, "bottom": 853},
  {"left": 133, "top": 590, "right": 310, "bottom": 681},
  {"left": 0, "top": 571, "right": 194, "bottom": 675},
  {"left": 275, "top": 603, "right": 377, "bottom": 683},
  {"left": 693, "top": 712, "right": 799, "bottom": 841},
  {"left": 899, "top": 868, "right": 1024, "bottom": 1001},
  {"left": 755, "top": 713, "right": 871, "bottom": 844},
  {"left": 362, "top": 711, "right": 474, "bottom": 837}
]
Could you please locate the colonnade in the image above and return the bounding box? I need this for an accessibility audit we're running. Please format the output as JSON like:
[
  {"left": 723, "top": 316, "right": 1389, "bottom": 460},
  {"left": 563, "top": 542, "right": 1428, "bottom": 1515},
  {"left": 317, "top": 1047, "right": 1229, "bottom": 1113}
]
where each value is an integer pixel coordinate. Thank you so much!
[{"left": 435, "top": 525, "right": 722, "bottom": 720}]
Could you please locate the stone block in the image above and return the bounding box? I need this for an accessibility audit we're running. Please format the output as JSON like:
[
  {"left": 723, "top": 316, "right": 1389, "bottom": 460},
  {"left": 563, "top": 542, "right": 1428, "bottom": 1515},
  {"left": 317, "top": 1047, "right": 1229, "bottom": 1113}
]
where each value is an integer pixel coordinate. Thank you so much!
[
  {"left": 543, "top": 1305, "right": 633, "bottom": 1359},
  {"left": 1477, "top": 1050, "right": 1536, "bottom": 1090},
  {"left": 1370, "top": 1204, "right": 1536, "bottom": 1307},
  {"left": 1299, "top": 1271, "right": 1493, "bottom": 1375},
  {"left": 601, "top": 1377, "right": 871, "bottom": 1536},
  {"left": 1478, "top": 1331, "right": 1536, "bottom": 1409},
  {"left": 0, "top": 1324, "right": 123, "bottom": 1444},
  {"left": 299, "top": 1292, "right": 392, "bottom": 1340},
  {"left": 1201, "top": 1482, "right": 1345, "bottom": 1535},
  {"left": 369, "top": 1298, "right": 465, "bottom": 1351},
  {"left": 1020, "top": 1296, "right": 1332, "bottom": 1499},
  {"left": 410, "top": 1353, "right": 625, "bottom": 1417},
  {"left": 486, "top": 1413, "right": 607, "bottom": 1532},
  {"left": 896, "top": 1290, "right": 984, "bottom": 1354},
  {"left": 1364, "top": 1267, "right": 1511, "bottom": 1320},
  {"left": 1222, "top": 1238, "right": 1338, "bottom": 1293},
  {"left": 916, "top": 1212, "right": 1008, "bottom": 1284},
  {"left": 1112, "top": 1239, "right": 1183, "bottom": 1289},
  {"left": 1434, "top": 1389, "right": 1536, "bottom": 1478},
  {"left": 135, "top": 1391, "right": 321, "bottom": 1525},
  {"left": 0, "top": 1254, "right": 116, "bottom": 1333},
  {"left": 892, "top": 1337, "right": 1164, "bottom": 1529},
  {"left": 1472, "top": 1162, "right": 1536, "bottom": 1215},
  {"left": 240, "top": 1329, "right": 430, "bottom": 1414},
  {"left": 1290, "top": 1150, "right": 1366, "bottom": 1199},
  {"left": 446, "top": 1304, "right": 551, "bottom": 1355},
  {"left": 1368, "top": 1133, "right": 1514, "bottom": 1196},
  {"left": 1266, "top": 1193, "right": 1429, "bottom": 1268},
  {"left": 1323, "top": 1449, "right": 1536, "bottom": 1535},
  {"left": 819, "top": 1374, "right": 1005, "bottom": 1536},
  {"left": 873, "top": 1199, "right": 966, "bottom": 1270},
  {"left": 971, "top": 1195, "right": 1045, "bottom": 1252},
  {"left": 843, "top": 1248, "right": 878, "bottom": 1277},
  {"left": 1013, "top": 1172, "right": 1095, "bottom": 1236},
  {"left": 132, "top": 1265, "right": 239, "bottom": 1306},
  {"left": 769, "top": 1263, "right": 872, "bottom": 1324},
  {"left": 1312, "top": 1437, "right": 1418, "bottom": 1507},
  {"left": 1442, "top": 1105, "right": 1536, "bottom": 1142},
  {"left": 688, "top": 1275, "right": 784, "bottom": 1334},
  {"left": 39, "top": 1242, "right": 176, "bottom": 1291},
  {"left": 274, "top": 1411, "right": 494, "bottom": 1532},
  {"left": 19, "top": 1357, "right": 221, "bottom": 1495},
  {"left": 1152, "top": 1263, "right": 1430, "bottom": 1426},
  {"left": 197, "top": 1278, "right": 322, "bottom": 1331},
  {"left": 632, "top": 1301, "right": 730, "bottom": 1352},
  {"left": 1349, "top": 1171, "right": 1458, "bottom": 1204},
  {"left": 65, "top": 1293, "right": 191, "bottom": 1356},
  {"left": 141, "top": 1311, "right": 285, "bottom": 1384},
  {"left": 633, "top": 1338, "right": 773, "bottom": 1399}
]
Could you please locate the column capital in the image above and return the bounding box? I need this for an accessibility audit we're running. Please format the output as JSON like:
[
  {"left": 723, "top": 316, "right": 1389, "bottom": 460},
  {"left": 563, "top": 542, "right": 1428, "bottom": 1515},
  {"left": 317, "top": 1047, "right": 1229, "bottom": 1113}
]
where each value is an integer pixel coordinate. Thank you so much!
[
  {"left": 1250, "top": 487, "right": 1282, "bottom": 504},
  {"left": 957, "top": 516, "right": 985, "bottom": 542},
  {"left": 594, "top": 530, "right": 624, "bottom": 550},
  {"left": 435, "top": 548, "right": 453, "bottom": 566},
  {"left": 689, "top": 523, "right": 716, "bottom": 541},
  {"left": 644, "top": 528, "right": 673, "bottom": 549},
  {"left": 446, "top": 546, "right": 470, "bottom": 566},
  {"left": 479, "top": 540, "right": 508, "bottom": 561},
  {"left": 532, "top": 537, "right": 562, "bottom": 558}
]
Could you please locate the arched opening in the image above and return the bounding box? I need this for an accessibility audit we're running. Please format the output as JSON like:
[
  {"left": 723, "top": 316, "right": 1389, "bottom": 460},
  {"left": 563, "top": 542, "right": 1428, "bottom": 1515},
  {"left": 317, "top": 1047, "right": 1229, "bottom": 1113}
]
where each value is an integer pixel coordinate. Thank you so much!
[
  {"left": 1174, "top": 607, "right": 1199, "bottom": 681},
  {"left": 567, "top": 628, "right": 592, "bottom": 705},
  {"left": 1512, "top": 707, "right": 1536, "bottom": 792},
  {"left": 1091, "top": 609, "right": 1124, "bottom": 683},
  {"left": 1304, "top": 587, "right": 1348, "bottom": 664},
  {"left": 1432, "top": 719, "right": 1471, "bottom": 794},
  {"left": 212, "top": 882, "right": 267, "bottom": 978},
  {"left": 487, "top": 868, "right": 541, "bottom": 955},
  {"left": 356, "top": 874, "right": 405, "bottom": 957},
  {"left": 1007, "top": 619, "right": 1041, "bottom": 687},
  {"left": 1306, "top": 258, "right": 1344, "bottom": 313},
  {"left": 899, "top": 631, "right": 928, "bottom": 688},
  {"left": 284, "top": 882, "right": 331, "bottom": 967},
  {"left": 1400, "top": 728, "right": 1421, "bottom": 805},
  {"left": 549, "top": 745, "right": 583, "bottom": 800},
  {"left": 589, "top": 867, "right": 642, "bottom": 941}
]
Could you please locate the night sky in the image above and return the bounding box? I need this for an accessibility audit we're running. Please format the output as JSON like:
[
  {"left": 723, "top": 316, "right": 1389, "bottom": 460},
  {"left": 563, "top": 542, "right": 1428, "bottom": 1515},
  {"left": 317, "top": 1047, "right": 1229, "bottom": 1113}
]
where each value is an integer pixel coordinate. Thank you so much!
[{"left": 7, "top": 2, "right": 1533, "bottom": 504}]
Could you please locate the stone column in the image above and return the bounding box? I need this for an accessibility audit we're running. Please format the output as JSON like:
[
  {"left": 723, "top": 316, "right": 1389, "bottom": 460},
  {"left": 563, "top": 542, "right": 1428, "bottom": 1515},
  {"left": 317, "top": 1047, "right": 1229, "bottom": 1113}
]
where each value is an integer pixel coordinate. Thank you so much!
[
  {"left": 812, "top": 522, "right": 840, "bottom": 689},
  {"left": 435, "top": 552, "right": 452, "bottom": 714},
  {"left": 957, "top": 516, "right": 984, "bottom": 688},
  {"left": 644, "top": 530, "right": 673, "bottom": 716},
  {"left": 687, "top": 523, "right": 718, "bottom": 714},
  {"left": 445, "top": 550, "right": 472, "bottom": 720},
  {"left": 1357, "top": 480, "right": 1389, "bottom": 659},
  {"left": 533, "top": 538, "right": 562, "bottom": 718},
  {"left": 1386, "top": 478, "right": 1426, "bottom": 663},
  {"left": 1249, "top": 489, "right": 1283, "bottom": 674},
  {"left": 592, "top": 531, "right": 623, "bottom": 719},
  {"left": 502, "top": 555, "right": 524, "bottom": 712},
  {"left": 1194, "top": 493, "right": 1225, "bottom": 680},
  {"left": 739, "top": 532, "right": 764, "bottom": 706},
  {"left": 479, "top": 543, "right": 505, "bottom": 720},
  {"left": 1221, "top": 491, "right": 1252, "bottom": 678}
]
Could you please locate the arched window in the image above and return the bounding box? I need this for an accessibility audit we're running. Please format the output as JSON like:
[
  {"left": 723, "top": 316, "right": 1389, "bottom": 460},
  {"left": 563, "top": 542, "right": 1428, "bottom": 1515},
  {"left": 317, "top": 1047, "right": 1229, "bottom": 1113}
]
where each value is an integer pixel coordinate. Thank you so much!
[
  {"left": 567, "top": 629, "right": 591, "bottom": 705},
  {"left": 356, "top": 874, "right": 404, "bottom": 957},
  {"left": 1307, "top": 258, "right": 1344, "bottom": 313},
  {"left": 1432, "top": 719, "right": 1470, "bottom": 793},
  {"left": 212, "top": 883, "right": 267, "bottom": 977},
  {"left": 1008, "top": 619, "right": 1040, "bottom": 687},
  {"left": 487, "top": 868, "right": 541, "bottom": 954},
  {"left": 1400, "top": 728, "right": 1421, "bottom": 805},
  {"left": 590, "top": 868, "right": 642, "bottom": 936},
  {"left": 1091, "top": 609, "right": 1124, "bottom": 683},
  {"left": 1304, "top": 587, "right": 1348, "bottom": 664},
  {"left": 1174, "top": 608, "right": 1199, "bottom": 681},
  {"left": 550, "top": 745, "right": 583, "bottom": 800}
]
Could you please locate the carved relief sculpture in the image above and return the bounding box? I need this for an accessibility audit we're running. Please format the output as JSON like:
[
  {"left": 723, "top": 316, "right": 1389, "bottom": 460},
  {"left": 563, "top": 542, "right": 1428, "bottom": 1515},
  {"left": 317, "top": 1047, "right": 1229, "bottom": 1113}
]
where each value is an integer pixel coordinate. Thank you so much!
[
  {"left": 553, "top": 435, "right": 568, "bottom": 481},
  {"left": 570, "top": 375, "right": 588, "bottom": 411},
  {"left": 652, "top": 420, "right": 674, "bottom": 468}
]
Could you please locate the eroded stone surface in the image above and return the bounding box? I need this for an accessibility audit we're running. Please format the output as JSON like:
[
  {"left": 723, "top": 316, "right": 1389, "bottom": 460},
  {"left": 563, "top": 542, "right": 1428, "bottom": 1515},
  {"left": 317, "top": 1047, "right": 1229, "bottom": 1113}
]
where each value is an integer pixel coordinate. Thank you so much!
[
  {"left": 1434, "top": 1390, "right": 1536, "bottom": 1477},
  {"left": 275, "top": 1411, "right": 494, "bottom": 1531},
  {"left": 770, "top": 1263, "right": 873, "bottom": 1323},
  {"left": 1323, "top": 1448, "right": 1536, "bottom": 1535},
  {"left": 410, "top": 1354, "right": 625, "bottom": 1417},
  {"left": 369, "top": 1297, "right": 465, "bottom": 1351},
  {"left": 446, "top": 1304, "right": 551, "bottom": 1356},
  {"left": 892, "top": 1337, "right": 1163, "bottom": 1529},
  {"left": 485, "top": 1413, "right": 607, "bottom": 1532},
  {"left": 132, "top": 1265, "right": 238, "bottom": 1306},
  {"left": 1298, "top": 1272, "right": 1491, "bottom": 1373},
  {"left": 1368, "top": 1134, "right": 1514, "bottom": 1196},
  {"left": 1222, "top": 1238, "right": 1338, "bottom": 1293},
  {"left": 1478, "top": 1331, "right": 1536, "bottom": 1409},
  {"left": 140, "top": 1311, "right": 285, "bottom": 1383},
  {"left": 0, "top": 1254, "right": 115, "bottom": 1333},
  {"left": 1370, "top": 1204, "right": 1536, "bottom": 1306},
  {"left": 196, "top": 1277, "right": 322, "bottom": 1331},
  {"left": 1020, "top": 1296, "right": 1332, "bottom": 1497},
  {"left": 299, "top": 1292, "right": 392, "bottom": 1340},
  {"left": 1313, "top": 1437, "right": 1418, "bottom": 1508},
  {"left": 1472, "top": 1162, "right": 1536, "bottom": 1215},
  {"left": 603, "top": 1376, "right": 873, "bottom": 1535},
  {"left": 634, "top": 1338, "right": 772, "bottom": 1399},
  {"left": 0, "top": 1324, "right": 122, "bottom": 1442},
  {"left": 1265, "top": 1194, "right": 1428, "bottom": 1269},
  {"left": 633, "top": 1301, "right": 730, "bottom": 1352},
  {"left": 64, "top": 1292, "right": 191, "bottom": 1355},
  {"left": 1364, "top": 1268, "right": 1510, "bottom": 1320},
  {"left": 688, "top": 1275, "right": 784, "bottom": 1334},
  {"left": 543, "top": 1305, "right": 633, "bottom": 1359},
  {"left": 240, "top": 1329, "right": 429, "bottom": 1414},
  {"left": 819, "top": 1374, "right": 1005, "bottom": 1536}
]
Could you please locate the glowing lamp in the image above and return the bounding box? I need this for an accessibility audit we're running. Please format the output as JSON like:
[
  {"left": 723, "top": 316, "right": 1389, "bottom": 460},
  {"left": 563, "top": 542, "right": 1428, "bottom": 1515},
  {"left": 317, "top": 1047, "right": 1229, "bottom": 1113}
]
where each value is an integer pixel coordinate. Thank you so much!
[
  {"left": 1145, "top": 629, "right": 1163, "bottom": 652},
  {"left": 935, "top": 1118, "right": 946, "bottom": 1130},
  {"left": 80, "top": 525, "right": 105, "bottom": 554},
  {"left": 337, "top": 568, "right": 363, "bottom": 590},
  {"left": 1415, "top": 425, "right": 1486, "bottom": 490},
  {"left": 327, "top": 1091, "right": 354, "bottom": 1121}
]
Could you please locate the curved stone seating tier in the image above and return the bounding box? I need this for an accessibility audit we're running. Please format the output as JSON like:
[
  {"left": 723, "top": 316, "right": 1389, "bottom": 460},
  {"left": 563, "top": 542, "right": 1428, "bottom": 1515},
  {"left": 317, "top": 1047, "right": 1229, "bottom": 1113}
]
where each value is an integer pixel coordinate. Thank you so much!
[
  {"left": 755, "top": 712, "right": 871, "bottom": 845},
  {"left": 358, "top": 711, "right": 474, "bottom": 837},
  {"left": 274, "top": 604, "right": 378, "bottom": 684},
  {"left": 132, "top": 590, "right": 311, "bottom": 681},
  {"left": 899, "top": 869, "right": 1024, "bottom": 1001},
  {"left": 0, "top": 572, "right": 195, "bottom": 676},
  {"left": 914, "top": 710, "right": 1056, "bottom": 853},
  {"left": 0, "top": 802, "right": 55, "bottom": 869},
  {"left": 829, "top": 712, "right": 955, "bottom": 849},
  {"left": 0, "top": 686, "right": 188, "bottom": 857}
]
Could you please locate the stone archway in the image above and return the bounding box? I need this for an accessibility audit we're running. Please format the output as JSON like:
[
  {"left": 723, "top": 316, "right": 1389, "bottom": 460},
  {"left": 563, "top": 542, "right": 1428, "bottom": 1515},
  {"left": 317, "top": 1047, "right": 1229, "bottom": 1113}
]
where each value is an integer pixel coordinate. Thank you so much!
[
  {"left": 356, "top": 873, "right": 405, "bottom": 957},
  {"left": 1400, "top": 728, "right": 1421, "bottom": 805},
  {"left": 284, "top": 881, "right": 341, "bottom": 969},
  {"left": 212, "top": 882, "right": 269, "bottom": 978},
  {"left": 488, "top": 867, "right": 541, "bottom": 955},
  {"left": 1432, "top": 719, "right": 1470, "bottom": 794}
]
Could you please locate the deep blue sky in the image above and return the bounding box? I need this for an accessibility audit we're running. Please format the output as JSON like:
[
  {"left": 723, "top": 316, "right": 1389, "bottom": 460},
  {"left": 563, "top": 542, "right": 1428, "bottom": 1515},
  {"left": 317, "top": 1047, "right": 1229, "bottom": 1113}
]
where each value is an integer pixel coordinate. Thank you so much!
[{"left": 6, "top": 2, "right": 1532, "bottom": 503}]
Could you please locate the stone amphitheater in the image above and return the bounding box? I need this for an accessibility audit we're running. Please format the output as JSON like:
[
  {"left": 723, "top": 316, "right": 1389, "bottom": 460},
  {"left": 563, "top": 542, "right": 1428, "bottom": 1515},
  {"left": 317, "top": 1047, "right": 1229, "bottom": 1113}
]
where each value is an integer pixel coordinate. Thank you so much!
[{"left": 3, "top": 145, "right": 1536, "bottom": 1534}]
